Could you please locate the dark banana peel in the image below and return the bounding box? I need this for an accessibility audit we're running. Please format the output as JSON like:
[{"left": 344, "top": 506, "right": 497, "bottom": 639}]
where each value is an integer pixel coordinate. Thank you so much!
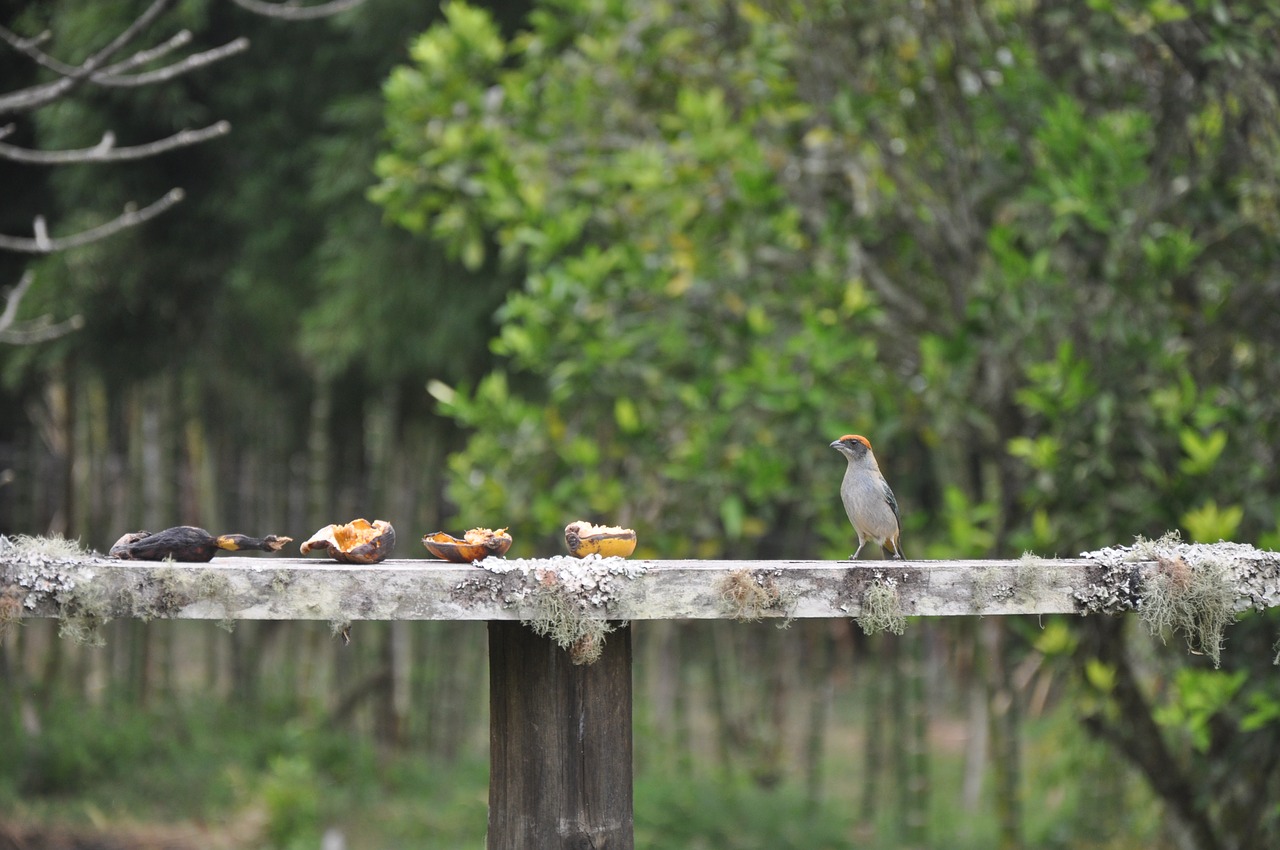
[{"left": 110, "top": 526, "right": 292, "bottom": 562}]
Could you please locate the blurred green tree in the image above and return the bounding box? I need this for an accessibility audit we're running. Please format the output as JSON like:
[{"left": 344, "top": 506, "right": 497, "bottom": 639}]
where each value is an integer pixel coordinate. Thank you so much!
[{"left": 373, "top": 1, "right": 1280, "bottom": 847}]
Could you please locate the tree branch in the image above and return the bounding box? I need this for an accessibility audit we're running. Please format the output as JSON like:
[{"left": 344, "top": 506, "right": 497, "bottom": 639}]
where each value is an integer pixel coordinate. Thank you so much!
[
  {"left": 0, "top": 270, "right": 34, "bottom": 332},
  {"left": 93, "top": 38, "right": 251, "bottom": 88},
  {"left": 0, "top": 189, "right": 185, "bottom": 254},
  {"left": 2, "top": 24, "right": 189, "bottom": 80},
  {"left": 229, "top": 0, "right": 367, "bottom": 22},
  {"left": 843, "top": 237, "right": 929, "bottom": 327},
  {"left": 0, "top": 0, "right": 369, "bottom": 348},
  {"left": 0, "top": 271, "right": 85, "bottom": 346},
  {"left": 0, "top": 122, "right": 231, "bottom": 165},
  {"left": 0, "top": 0, "right": 174, "bottom": 116}
]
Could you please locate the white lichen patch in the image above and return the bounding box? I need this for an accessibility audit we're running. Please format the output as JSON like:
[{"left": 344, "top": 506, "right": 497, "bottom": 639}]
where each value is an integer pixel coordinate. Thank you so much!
[
  {"left": 473, "top": 554, "right": 646, "bottom": 603},
  {"left": 0, "top": 533, "right": 110, "bottom": 611},
  {"left": 2, "top": 535, "right": 118, "bottom": 646},
  {"left": 1082, "top": 533, "right": 1280, "bottom": 612},
  {"left": 452, "top": 554, "right": 645, "bottom": 610},
  {"left": 456, "top": 554, "right": 647, "bottom": 664}
]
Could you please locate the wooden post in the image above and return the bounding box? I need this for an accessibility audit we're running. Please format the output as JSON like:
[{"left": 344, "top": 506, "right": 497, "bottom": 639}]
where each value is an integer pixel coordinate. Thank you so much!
[{"left": 487, "top": 620, "right": 634, "bottom": 850}]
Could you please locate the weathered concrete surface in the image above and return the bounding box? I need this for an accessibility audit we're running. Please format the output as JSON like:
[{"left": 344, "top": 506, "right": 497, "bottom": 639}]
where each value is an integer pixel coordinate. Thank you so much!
[{"left": 4, "top": 540, "right": 1277, "bottom": 624}]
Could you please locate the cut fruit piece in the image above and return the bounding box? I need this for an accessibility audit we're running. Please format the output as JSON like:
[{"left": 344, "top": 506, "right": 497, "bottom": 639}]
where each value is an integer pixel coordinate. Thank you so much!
[
  {"left": 564, "top": 521, "right": 637, "bottom": 558},
  {"left": 423, "top": 527, "right": 513, "bottom": 562},
  {"left": 300, "top": 519, "right": 395, "bottom": 564}
]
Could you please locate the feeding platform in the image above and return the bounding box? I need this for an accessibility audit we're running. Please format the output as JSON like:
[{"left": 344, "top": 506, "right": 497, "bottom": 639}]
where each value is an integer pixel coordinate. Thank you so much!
[{"left": 5, "top": 536, "right": 1280, "bottom": 849}]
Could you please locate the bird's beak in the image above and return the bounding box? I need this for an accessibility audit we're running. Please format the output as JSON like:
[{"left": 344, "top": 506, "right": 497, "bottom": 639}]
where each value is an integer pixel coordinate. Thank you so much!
[{"left": 829, "top": 440, "right": 842, "bottom": 449}]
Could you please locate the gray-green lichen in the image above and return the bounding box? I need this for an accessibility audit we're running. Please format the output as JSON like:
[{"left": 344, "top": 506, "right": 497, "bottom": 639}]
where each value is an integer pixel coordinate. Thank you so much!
[
  {"left": 967, "top": 553, "right": 1055, "bottom": 612},
  {"left": 1, "top": 534, "right": 250, "bottom": 643},
  {"left": 1081, "top": 532, "right": 1280, "bottom": 667},
  {"left": 717, "top": 568, "right": 796, "bottom": 626},
  {"left": 329, "top": 618, "right": 352, "bottom": 644},
  {"left": 1015, "top": 552, "right": 1051, "bottom": 600},
  {"left": 1, "top": 534, "right": 115, "bottom": 645},
  {"left": 119, "top": 563, "right": 237, "bottom": 631},
  {"left": 858, "top": 571, "right": 907, "bottom": 636},
  {"left": 454, "top": 554, "right": 647, "bottom": 664}
]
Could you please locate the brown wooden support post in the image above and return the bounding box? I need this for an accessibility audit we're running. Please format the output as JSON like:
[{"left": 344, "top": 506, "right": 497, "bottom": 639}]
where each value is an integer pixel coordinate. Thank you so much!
[{"left": 487, "top": 620, "right": 634, "bottom": 850}]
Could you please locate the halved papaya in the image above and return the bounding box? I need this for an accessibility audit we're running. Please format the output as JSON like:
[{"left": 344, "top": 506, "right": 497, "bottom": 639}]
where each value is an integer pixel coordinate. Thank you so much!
[
  {"left": 423, "top": 527, "right": 512, "bottom": 562},
  {"left": 300, "top": 519, "right": 395, "bottom": 565}
]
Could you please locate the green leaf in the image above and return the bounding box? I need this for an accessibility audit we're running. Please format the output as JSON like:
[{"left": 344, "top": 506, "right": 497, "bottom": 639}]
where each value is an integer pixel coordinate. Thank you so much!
[
  {"left": 720, "top": 494, "right": 746, "bottom": 540},
  {"left": 1181, "top": 501, "right": 1244, "bottom": 543},
  {"left": 1178, "top": 428, "right": 1227, "bottom": 475},
  {"left": 1084, "top": 659, "right": 1117, "bottom": 693},
  {"left": 614, "top": 397, "right": 642, "bottom": 434}
]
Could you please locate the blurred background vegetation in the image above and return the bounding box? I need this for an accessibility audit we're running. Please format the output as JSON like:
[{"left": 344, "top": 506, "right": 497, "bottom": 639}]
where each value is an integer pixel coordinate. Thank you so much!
[{"left": 3, "top": 0, "right": 1280, "bottom": 847}]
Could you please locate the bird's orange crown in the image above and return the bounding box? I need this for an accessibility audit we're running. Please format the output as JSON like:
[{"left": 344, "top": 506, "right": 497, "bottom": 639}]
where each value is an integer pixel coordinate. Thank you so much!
[{"left": 837, "top": 434, "right": 872, "bottom": 451}]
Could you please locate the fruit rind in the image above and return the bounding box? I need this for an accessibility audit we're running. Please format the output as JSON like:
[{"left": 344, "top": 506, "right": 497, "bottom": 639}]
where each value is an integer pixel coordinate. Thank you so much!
[
  {"left": 564, "top": 520, "right": 637, "bottom": 559},
  {"left": 300, "top": 519, "right": 395, "bottom": 564},
  {"left": 423, "top": 527, "right": 513, "bottom": 562}
]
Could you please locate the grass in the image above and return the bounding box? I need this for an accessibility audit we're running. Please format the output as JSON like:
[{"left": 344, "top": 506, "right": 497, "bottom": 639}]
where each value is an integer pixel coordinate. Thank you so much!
[
  {"left": 0, "top": 686, "right": 1164, "bottom": 850},
  {"left": 2, "top": 697, "right": 490, "bottom": 850}
]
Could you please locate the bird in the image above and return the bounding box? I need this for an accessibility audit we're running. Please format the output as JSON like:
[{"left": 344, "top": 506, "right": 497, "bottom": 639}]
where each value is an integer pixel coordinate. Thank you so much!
[{"left": 829, "top": 434, "right": 904, "bottom": 560}]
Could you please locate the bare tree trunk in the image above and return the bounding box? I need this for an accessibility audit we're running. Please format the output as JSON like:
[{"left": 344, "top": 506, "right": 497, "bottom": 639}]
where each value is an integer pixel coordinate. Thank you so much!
[
  {"left": 364, "top": 385, "right": 395, "bottom": 514},
  {"left": 646, "top": 620, "right": 680, "bottom": 769},
  {"left": 858, "top": 633, "right": 887, "bottom": 826},
  {"left": 70, "top": 369, "right": 92, "bottom": 544},
  {"left": 140, "top": 383, "right": 163, "bottom": 530},
  {"left": 82, "top": 374, "right": 111, "bottom": 549},
  {"left": 671, "top": 624, "right": 693, "bottom": 772},
  {"left": 984, "top": 618, "right": 1022, "bottom": 850},
  {"left": 755, "top": 624, "right": 797, "bottom": 790},
  {"left": 37, "top": 619, "right": 64, "bottom": 711},
  {"left": 886, "top": 636, "right": 909, "bottom": 830},
  {"left": 0, "top": 633, "right": 15, "bottom": 740},
  {"left": 415, "top": 621, "right": 440, "bottom": 754},
  {"left": 231, "top": 623, "right": 283, "bottom": 710},
  {"left": 307, "top": 379, "right": 333, "bottom": 528},
  {"left": 803, "top": 624, "right": 834, "bottom": 813},
  {"left": 40, "top": 367, "right": 73, "bottom": 536},
  {"left": 184, "top": 401, "right": 221, "bottom": 532},
  {"left": 708, "top": 622, "right": 741, "bottom": 777},
  {"left": 372, "top": 622, "right": 411, "bottom": 748},
  {"left": 902, "top": 627, "right": 930, "bottom": 849},
  {"left": 126, "top": 619, "right": 150, "bottom": 706},
  {"left": 962, "top": 668, "right": 989, "bottom": 811}
]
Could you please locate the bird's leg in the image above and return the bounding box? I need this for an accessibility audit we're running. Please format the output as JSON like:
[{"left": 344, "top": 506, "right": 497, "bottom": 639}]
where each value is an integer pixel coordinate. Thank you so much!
[{"left": 850, "top": 539, "right": 866, "bottom": 560}]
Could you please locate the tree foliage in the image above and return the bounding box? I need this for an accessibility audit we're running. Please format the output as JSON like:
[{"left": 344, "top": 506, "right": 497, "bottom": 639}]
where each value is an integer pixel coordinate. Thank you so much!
[
  {"left": 374, "top": 0, "right": 1280, "bottom": 557},
  {"left": 374, "top": 2, "right": 1280, "bottom": 846}
]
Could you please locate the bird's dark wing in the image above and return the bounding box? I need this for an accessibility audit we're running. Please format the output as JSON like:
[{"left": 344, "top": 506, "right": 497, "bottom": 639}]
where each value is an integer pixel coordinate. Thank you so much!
[
  {"left": 882, "top": 481, "right": 902, "bottom": 529},
  {"left": 882, "top": 481, "right": 904, "bottom": 558}
]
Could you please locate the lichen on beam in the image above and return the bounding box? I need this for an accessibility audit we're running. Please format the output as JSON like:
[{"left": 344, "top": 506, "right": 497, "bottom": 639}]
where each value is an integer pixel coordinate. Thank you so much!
[{"left": 4, "top": 537, "right": 1280, "bottom": 636}]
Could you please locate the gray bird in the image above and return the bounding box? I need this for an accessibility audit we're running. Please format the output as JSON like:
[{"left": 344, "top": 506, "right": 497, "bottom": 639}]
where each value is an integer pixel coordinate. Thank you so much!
[{"left": 830, "top": 434, "right": 904, "bottom": 560}]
